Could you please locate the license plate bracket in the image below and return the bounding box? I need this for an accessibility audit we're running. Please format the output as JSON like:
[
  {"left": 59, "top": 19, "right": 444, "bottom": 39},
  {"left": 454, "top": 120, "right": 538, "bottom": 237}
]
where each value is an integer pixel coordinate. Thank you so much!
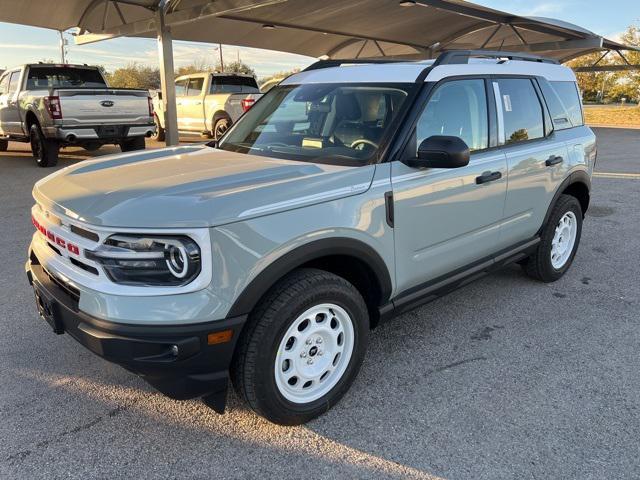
[{"left": 33, "top": 283, "right": 64, "bottom": 334}]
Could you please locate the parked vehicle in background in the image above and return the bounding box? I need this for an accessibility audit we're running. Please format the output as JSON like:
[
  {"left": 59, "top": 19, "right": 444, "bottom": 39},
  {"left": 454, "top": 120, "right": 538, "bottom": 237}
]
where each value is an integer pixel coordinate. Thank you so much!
[
  {"left": 259, "top": 77, "right": 283, "bottom": 93},
  {"left": 26, "top": 51, "right": 595, "bottom": 425},
  {"left": 152, "top": 73, "right": 262, "bottom": 141},
  {"left": 0, "top": 64, "right": 155, "bottom": 167}
]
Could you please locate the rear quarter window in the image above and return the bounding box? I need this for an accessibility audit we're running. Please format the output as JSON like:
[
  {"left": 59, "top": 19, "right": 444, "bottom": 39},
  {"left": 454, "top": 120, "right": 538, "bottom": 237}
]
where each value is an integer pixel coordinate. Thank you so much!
[{"left": 550, "top": 81, "right": 584, "bottom": 128}]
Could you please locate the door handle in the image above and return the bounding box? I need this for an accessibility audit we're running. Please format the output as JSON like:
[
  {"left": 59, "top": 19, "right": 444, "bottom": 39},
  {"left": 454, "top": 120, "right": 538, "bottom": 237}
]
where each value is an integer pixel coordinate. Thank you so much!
[
  {"left": 195, "top": 101, "right": 202, "bottom": 105},
  {"left": 546, "top": 155, "right": 564, "bottom": 166},
  {"left": 476, "top": 171, "right": 502, "bottom": 185}
]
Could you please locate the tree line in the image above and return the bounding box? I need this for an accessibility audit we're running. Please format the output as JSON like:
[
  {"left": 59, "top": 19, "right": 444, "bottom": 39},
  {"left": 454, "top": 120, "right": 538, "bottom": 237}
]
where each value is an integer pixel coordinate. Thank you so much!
[{"left": 567, "top": 25, "right": 639, "bottom": 103}]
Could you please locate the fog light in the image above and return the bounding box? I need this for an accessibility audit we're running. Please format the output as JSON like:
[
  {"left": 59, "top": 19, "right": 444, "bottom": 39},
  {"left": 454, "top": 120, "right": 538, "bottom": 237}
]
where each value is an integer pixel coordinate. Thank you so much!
[{"left": 171, "top": 345, "right": 179, "bottom": 356}]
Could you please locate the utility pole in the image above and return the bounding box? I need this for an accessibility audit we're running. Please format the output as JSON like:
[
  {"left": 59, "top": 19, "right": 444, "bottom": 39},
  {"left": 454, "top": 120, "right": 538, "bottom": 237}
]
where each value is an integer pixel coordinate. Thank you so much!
[
  {"left": 59, "top": 31, "right": 67, "bottom": 64},
  {"left": 218, "top": 43, "right": 224, "bottom": 72}
]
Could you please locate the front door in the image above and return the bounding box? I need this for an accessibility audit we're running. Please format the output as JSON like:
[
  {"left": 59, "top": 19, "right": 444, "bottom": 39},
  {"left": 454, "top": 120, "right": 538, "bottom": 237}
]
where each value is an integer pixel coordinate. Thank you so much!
[{"left": 391, "top": 78, "right": 507, "bottom": 295}]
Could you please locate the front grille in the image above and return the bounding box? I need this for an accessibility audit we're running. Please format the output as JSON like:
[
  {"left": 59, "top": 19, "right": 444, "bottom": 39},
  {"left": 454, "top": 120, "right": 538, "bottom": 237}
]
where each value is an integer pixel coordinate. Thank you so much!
[
  {"left": 70, "top": 225, "right": 99, "bottom": 242},
  {"left": 70, "top": 258, "right": 99, "bottom": 275}
]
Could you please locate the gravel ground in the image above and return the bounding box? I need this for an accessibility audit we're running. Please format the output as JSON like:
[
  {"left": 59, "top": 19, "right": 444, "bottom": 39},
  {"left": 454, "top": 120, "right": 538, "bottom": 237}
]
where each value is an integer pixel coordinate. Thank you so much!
[{"left": 1, "top": 129, "right": 639, "bottom": 479}]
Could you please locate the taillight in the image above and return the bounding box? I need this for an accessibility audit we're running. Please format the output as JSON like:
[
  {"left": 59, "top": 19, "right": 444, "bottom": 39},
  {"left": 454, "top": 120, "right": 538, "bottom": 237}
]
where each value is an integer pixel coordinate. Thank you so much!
[
  {"left": 241, "top": 98, "right": 255, "bottom": 112},
  {"left": 44, "top": 96, "right": 62, "bottom": 120},
  {"left": 148, "top": 96, "right": 154, "bottom": 116}
]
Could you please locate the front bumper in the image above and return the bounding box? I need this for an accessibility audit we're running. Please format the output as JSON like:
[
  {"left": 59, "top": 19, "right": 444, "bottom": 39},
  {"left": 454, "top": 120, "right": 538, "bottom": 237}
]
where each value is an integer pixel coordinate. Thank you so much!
[{"left": 25, "top": 255, "right": 246, "bottom": 412}]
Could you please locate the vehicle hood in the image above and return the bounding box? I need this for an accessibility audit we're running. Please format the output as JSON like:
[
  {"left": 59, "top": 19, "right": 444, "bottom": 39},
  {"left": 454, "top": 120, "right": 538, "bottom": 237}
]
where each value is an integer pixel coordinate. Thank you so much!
[{"left": 33, "top": 145, "right": 375, "bottom": 228}]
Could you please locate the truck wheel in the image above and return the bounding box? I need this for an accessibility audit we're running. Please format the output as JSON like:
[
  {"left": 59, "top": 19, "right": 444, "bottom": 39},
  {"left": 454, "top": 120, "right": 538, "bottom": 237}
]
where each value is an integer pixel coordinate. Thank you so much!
[
  {"left": 231, "top": 268, "right": 369, "bottom": 425},
  {"left": 119, "top": 136, "right": 146, "bottom": 152},
  {"left": 213, "top": 117, "right": 230, "bottom": 140},
  {"left": 523, "top": 194, "right": 583, "bottom": 283},
  {"left": 29, "top": 124, "right": 59, "bottom": 167},
  {"left": 152, "top": 115, "right": 165, "bottom": 142},
  {"left": 0, "top": 139, "right": 8, "bottom": 152}
]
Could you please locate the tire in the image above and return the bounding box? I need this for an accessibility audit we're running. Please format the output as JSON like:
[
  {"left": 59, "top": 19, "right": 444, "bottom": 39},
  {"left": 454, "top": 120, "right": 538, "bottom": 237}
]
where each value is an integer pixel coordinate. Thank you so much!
[
  {"left": 84, "top": 142, "right": 101, "bottom": 152},
  {"left": 523, "top": 194, "right": 583, "bottom": 282},
  {"left": 213, "top": 116, "right": 230, "bottom": 140},
  {"left": 119, "top": 136, "right": 146, "bottom": 152},
  {"left": 0, "top": 139, "right": 8, "bottom": 152},
  {"left": 151, "top": 115, "right": 165, "bottom": 142},
  {"left": 29, "top": 123, "right": 59, "bottom": 167},
  {"left": 230, "top": 268, "right": 369, "bottom": 425}
]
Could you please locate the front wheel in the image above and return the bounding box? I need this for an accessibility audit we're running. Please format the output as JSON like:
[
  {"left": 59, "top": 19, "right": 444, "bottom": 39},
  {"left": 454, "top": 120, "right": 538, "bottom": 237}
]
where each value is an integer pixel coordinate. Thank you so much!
[
  {"left": 523, "top": 194, "right": 583, "bottom": 282},
  {"left": 119, "top": 136, "right": 146, "bottom": 152},
  {"left": 230, "top": 269, "right": 369, "bottom": 425},
  {"left": 30, "top": 124, "right": 59, "bottom": 167}
]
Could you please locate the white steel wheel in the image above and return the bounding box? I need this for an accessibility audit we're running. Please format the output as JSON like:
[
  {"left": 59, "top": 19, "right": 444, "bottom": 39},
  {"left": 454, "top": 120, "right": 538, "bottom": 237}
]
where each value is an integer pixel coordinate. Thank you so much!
[
  {"left": 550, "top": 211, "right": 578, "bottom": 269},
  {"left": 274, "top": 303, "right": 355, "bottom": 404}
]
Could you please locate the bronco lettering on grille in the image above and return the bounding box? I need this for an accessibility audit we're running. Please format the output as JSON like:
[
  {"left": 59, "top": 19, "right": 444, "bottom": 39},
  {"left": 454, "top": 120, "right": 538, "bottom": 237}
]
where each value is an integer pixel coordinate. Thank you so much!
[{"left": 32, "top": 217, "right": 81, "bottom": 255}]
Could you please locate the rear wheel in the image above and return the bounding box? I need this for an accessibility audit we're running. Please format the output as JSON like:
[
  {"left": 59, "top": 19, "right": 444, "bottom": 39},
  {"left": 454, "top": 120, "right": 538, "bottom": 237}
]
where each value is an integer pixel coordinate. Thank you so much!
[
  {"left": 0, "top": 139, "right": 8, "bottom": 152},
  {"left": 151, "top": 115, "right": 165, "bottom": 142},
  {"left": 213, "top": 116, "right": 230, "bottom": 140},
  {"left": 230, "top": 269, "right": 369, "bottom": 425},
  {"left": 523, "top": 194, "right": 582, "bottom": 282},
  {"left": 119, "top": 136, "right": 146, "bottom": 152},
  {"left": 29, "top": 123, "right": 59, "bottom": 167}
]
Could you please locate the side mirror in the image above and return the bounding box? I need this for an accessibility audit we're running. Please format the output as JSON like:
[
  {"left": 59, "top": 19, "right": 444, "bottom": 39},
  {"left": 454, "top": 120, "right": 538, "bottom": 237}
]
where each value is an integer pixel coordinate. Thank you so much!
[{"left": 406, "top": 135, "right": 470, "bottom": 169}]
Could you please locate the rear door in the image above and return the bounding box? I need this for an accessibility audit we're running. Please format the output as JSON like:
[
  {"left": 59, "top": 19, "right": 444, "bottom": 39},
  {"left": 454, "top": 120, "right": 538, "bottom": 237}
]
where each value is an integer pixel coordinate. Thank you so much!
[
  {"left": 492, "top": 77, "right": 569, "bottom": 247},
  {"left": 391, "top": 78, "right": 508, "bottom": 294},
  {"left": 0, "top": 70, "right": 23, "bottom": 135},
  {"left": 178, "top": 76, "right": 206, "bottom": 132}
]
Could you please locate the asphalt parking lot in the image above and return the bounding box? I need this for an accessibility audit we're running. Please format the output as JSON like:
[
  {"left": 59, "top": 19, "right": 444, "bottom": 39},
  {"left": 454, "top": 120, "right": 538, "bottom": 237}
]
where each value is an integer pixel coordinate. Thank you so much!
[{"left": 1, "top": 128, "right": 639, "bottom": 479}]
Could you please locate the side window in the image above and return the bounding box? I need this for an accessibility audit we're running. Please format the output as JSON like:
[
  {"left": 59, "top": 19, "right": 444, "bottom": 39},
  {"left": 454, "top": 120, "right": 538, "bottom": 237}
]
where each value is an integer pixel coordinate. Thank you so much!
[
  {"left": 186, "top": 77, "right": 204, "bottom": 96},
  {"left": 551, "top": 81, "right": 584, "bottom": 127},
  {"left": 8, "top": 72, "right": 21, "bottom": 94},
  {"left": 496, "top": 79, "right": 544, "bottom": 144},
  {"left": 0, "top": 74, "right": 8, "bottom": 94},
  {"left": 175, "top": 79, "right": 188, "bottom": 96},
  {"left": 417, "top": 79, "right": 488, "bottom": 152},
  {"left": 538, "top": 80, "right": 572, "bottom": 130}
]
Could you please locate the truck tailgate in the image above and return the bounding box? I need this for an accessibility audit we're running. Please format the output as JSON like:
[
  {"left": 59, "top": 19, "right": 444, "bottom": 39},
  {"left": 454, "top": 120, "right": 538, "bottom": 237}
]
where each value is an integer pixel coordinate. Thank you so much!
[
  {"left": 225, "top": 93, "right": 263, "bottom": 123},
  {"left": 56, "top": 89, "right": 151, "bottom": 126}
]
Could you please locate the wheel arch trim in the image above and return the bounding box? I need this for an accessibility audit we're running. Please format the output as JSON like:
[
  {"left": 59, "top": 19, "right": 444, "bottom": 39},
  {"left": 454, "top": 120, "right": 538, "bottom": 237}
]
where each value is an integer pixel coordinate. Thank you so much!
[
  {"left": 226, "top": 237, "right": 393, "bottom": 318},
  {"left": 541, "top": 170, "right": 591, "bottom": 232}
]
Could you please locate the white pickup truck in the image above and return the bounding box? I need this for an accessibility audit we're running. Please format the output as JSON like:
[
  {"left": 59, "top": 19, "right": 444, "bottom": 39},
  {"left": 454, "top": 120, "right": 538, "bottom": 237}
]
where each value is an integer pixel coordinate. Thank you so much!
[
  {"left": 0, "top": 64, "right": 155, "bottom": 167},
  {"left": 152, "top": 73, "right": 262, "bottom": 141}
]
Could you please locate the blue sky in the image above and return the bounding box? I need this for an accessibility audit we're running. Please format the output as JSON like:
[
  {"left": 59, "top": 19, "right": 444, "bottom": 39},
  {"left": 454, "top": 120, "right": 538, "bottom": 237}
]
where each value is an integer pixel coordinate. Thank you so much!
[{"left": 0, "top": 0, "right": 637, "bottom": 77}]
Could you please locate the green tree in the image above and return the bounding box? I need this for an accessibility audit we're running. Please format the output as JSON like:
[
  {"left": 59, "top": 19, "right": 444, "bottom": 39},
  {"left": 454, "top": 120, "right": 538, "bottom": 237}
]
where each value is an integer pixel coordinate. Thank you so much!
[
  {"left": 175, "top": 59, "right": 256, "bottom": 77},
  {"left": 106, "top": 63, "right": 160, "bottom": 90}
]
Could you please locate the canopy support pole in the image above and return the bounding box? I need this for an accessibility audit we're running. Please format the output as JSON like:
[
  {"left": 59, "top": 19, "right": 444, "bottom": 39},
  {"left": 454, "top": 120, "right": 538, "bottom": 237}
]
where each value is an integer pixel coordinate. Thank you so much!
[{"left": 156, "top": 4, "right": 178, "bottom": 146}]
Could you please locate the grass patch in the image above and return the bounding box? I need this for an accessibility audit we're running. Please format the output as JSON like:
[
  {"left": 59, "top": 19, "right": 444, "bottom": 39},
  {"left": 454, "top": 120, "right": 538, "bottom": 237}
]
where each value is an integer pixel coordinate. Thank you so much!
[{"left": 584, "top": 106, "right": 640, "bottom": 127}]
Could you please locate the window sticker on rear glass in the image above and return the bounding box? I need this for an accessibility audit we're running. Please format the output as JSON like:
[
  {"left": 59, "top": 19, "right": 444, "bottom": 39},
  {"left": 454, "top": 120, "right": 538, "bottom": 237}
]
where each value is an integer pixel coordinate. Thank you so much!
[{"left": 502, "top": 94, "right": 513, "bottom": 112}]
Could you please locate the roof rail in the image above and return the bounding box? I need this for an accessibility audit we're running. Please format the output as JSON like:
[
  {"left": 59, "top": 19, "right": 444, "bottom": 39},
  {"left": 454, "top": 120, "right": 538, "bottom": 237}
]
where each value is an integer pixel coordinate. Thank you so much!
[
  {"left": 433, "top": 50, "right": 559, "bottom": 66},
  {"left": 303, "top": 58, "right": 409, "bottom": 71}
]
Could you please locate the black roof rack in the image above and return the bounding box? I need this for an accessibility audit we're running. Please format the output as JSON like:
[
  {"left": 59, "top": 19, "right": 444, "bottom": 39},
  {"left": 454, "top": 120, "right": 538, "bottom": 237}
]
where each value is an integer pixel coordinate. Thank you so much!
[
  {"left": 303, "top": 58, "right": 410, "bottom": 71},
  {"left": 434, "top": 50, "right": 559, "bottom": 66}
]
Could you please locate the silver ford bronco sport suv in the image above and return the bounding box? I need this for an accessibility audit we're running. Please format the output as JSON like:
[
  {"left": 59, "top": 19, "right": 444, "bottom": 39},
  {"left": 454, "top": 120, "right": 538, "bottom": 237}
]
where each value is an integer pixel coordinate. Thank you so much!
[{"left": 26, "top": 51, "right": 595, "bottom": 425}]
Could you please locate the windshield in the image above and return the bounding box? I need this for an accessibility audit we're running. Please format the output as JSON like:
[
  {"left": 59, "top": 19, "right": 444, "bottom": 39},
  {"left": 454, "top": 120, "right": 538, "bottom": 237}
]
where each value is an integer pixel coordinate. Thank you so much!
[
  {"left": 218, "top": 83, "right": 413, "bottom": 165},
  {"left": 26, "top": 67, "right": 107, "bottom": 89}
]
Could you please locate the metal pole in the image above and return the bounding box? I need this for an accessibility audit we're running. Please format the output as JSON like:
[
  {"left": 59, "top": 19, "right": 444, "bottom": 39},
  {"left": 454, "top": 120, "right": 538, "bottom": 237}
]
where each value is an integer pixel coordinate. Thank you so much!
[
  {"left": 59, "top": 31, "right": 66, "bottom": 63},
  {"left": 156, "top": 7, "right": 179, "bottom": 146},
  {"left": 219, "top": 43, "right": 224, "bottom": 72}
]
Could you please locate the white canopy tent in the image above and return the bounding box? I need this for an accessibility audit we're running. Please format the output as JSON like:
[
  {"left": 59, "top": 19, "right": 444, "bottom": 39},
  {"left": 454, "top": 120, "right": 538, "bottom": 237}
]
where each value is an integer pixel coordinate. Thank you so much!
[{"left": 1, "top": 0, "right": 638, "bottom": 145}]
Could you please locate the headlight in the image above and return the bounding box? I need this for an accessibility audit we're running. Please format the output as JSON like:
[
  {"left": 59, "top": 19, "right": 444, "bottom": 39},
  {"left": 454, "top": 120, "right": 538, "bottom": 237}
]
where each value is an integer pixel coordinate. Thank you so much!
[{"left": 87, "top": 235, "right": 201, "bottom": 286}]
